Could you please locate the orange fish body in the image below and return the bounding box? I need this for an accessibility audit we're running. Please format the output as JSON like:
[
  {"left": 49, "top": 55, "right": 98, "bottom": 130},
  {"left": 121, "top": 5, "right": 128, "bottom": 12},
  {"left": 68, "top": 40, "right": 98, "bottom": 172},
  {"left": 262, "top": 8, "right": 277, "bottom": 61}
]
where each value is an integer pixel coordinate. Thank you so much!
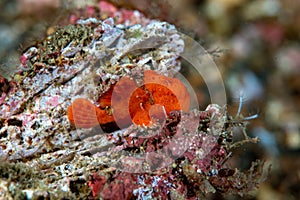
[
  {"left": 67, "top": 98, "right": 114, "bottom": 128},
  {"left": 67, "top": 70, "right": 190, "bottom": 129},
  {"left": 111, "top": 76, "right": 139, "bottom": 128},
  {"left": 143, "top": 70, "right": 190, "bottom": 112},
  {"left": 67, "top": 98, "right": 100, "bottom": 128}
]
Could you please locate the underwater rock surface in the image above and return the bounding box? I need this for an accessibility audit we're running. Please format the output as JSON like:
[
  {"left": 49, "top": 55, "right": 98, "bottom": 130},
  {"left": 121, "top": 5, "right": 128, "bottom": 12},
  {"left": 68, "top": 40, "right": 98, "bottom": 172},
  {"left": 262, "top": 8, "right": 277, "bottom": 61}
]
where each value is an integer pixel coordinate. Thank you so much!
[
  {"left": 0, "top": 6, "right": 268, "bottom": 200},
  {"left": 0, "top": 16, "right": 184, "bottom": 158},
  {"left": 0, "top": 14, "right": 185, "bottom": 198}
]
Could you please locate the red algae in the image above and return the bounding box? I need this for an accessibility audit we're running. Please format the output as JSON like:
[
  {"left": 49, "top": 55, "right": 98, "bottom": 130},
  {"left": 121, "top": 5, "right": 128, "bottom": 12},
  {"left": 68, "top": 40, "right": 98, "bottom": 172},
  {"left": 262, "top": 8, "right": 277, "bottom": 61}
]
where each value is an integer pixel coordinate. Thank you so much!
[
  {"left": 88, "top": 173, "right": 107, "bottom": 197},
  {"left": 87, "top": 105, "right": 268, "bottom": 199}
]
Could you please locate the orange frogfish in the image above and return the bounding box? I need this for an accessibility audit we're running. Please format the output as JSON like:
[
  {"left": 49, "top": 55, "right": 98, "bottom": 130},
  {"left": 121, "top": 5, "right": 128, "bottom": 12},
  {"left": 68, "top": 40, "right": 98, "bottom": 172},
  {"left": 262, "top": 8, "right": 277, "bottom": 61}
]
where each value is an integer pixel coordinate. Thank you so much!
[{"left": 67, "top": 70, "right": 190, "bottom": 129}]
